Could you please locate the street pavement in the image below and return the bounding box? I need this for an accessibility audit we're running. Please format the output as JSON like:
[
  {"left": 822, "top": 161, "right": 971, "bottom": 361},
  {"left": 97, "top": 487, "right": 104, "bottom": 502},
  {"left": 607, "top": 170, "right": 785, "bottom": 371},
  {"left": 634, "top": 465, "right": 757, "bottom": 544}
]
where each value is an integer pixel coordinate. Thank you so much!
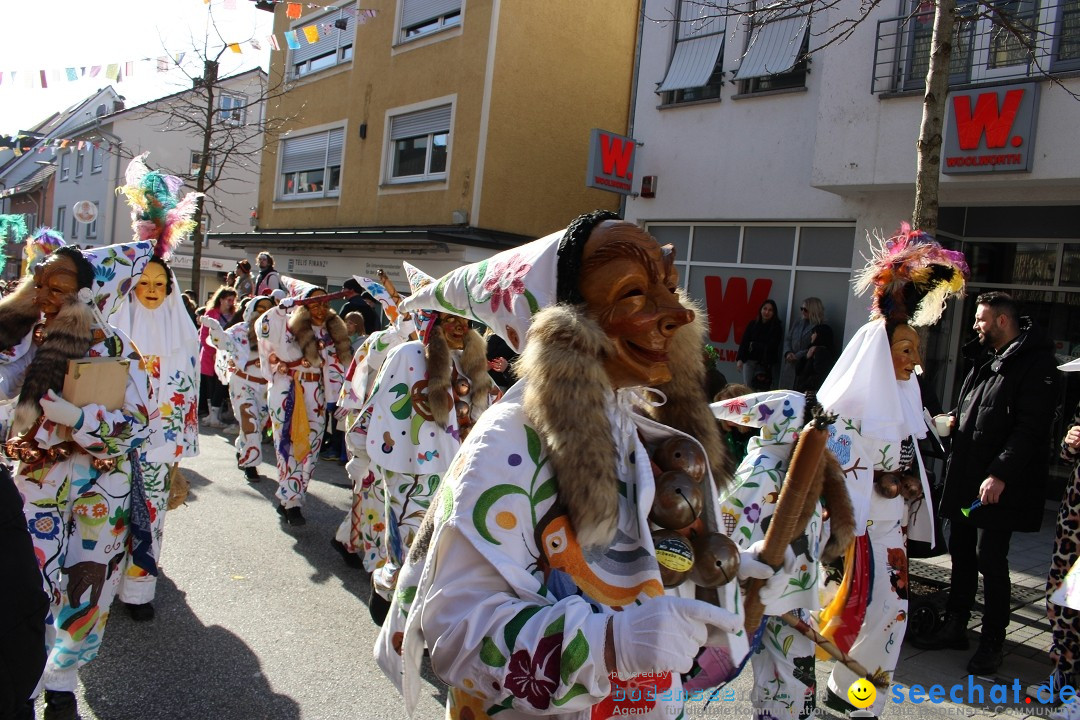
[{"left": 30, "top": 425, "right": 1063, "bottom": 719}]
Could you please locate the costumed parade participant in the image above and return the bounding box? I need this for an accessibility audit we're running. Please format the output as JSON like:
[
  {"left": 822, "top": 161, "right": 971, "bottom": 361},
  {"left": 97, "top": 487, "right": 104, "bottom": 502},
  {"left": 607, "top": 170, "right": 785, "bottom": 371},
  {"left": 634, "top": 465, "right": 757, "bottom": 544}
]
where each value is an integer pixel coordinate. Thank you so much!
[
  {"left": 256, "top": 277, "right": 352, "bottom": 526},
  {"left": 376, "top": 211, "right": 788, "bottom": 719},
  {"left": 360, "top": 262, "right": 499, "bottom": 621},
  {"left": 0, "top": 231, "right": 154, "bottom": 720},
  {"left": 331, "top": 271, "right": 413, "bottom": 570},
  {"left": 203, "top": 295, "right": 274, "bottom": 482},
  {"left": 814, "top": 225, "right": 967, "bottom": 716},
  {"left": 112, "top": 155, "right": 201, "bottom": 621}
]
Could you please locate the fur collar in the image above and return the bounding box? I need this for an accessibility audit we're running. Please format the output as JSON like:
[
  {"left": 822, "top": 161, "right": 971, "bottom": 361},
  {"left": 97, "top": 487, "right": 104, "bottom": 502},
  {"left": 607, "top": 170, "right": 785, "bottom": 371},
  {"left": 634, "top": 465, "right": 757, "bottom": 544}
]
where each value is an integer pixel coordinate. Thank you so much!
[
  {"left": 12, "top": 299, "right": 94, "bottom": 435},
  {"left": 517, "top": 298, "right": 731, "bottom": 549},
  {"left": 426, "top": 326, "right": 494, "bottom": 428},
  {"left": 287, "top": 307, "right": 353, "bottom": 369}
]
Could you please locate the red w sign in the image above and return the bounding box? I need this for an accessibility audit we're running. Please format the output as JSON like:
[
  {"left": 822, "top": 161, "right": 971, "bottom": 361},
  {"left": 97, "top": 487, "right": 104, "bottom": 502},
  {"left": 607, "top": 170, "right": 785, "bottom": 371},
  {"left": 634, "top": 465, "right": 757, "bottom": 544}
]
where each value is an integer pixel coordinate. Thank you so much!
[
  {"left": 586, "top": 128, "right": 636, "bottom": 195},
  {"left": 703, "top": 275, "right": 773, "bottom": 344},
  {"left": 943, "top": 83, "right": 1039, "bottom": 174}
]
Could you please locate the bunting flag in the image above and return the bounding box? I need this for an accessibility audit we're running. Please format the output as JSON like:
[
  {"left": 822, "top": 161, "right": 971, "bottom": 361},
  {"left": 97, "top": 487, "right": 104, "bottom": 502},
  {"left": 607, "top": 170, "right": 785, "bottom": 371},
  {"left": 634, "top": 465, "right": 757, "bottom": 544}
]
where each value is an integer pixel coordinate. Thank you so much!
[
  {"left": 268, "top": 34, "right": 280, "bottom": 51},
  {"left": 302, "top": 24, "right": 320, "bottom": 43},
  {"left": 286, "top": 2, "right": 302, "bottom": 18},
  {"left": 284, "top": 30, "right": 300, "bottom": 49},
  {"left": 229, "top": 43, "right": 242, "bottom": 53}
]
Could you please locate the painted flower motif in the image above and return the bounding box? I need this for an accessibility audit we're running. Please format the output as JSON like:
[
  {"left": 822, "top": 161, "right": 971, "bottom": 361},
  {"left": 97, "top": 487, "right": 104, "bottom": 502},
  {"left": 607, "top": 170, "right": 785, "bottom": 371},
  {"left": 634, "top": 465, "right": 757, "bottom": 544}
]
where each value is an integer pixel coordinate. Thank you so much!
[
  {"left": 94, "top": 265, "right": 116, "bottom": 283},
  {"left": 482, "top": 255, "right": 531, "bottom": 313},
  {"left": 28, "top": 512, "right": 60, "bottom": 540},
  {"left": 504, "top": 633, "right": 562, "bottom": 709},
  {"left": 721, "top": 397, "right": 749, "bottom": 414},
  {"left": 744, "top": 502, "right": 762, "bottom": 523},
  {"left": 372, "top": 522, "right": 385, "bottom": 533}
]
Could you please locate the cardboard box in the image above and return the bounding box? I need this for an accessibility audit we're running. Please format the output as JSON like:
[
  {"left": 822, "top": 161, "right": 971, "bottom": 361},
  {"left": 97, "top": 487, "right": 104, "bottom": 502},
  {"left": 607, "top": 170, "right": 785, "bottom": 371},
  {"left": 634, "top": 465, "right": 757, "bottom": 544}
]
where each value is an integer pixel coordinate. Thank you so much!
[{"left": 62, "top": 357, "right": 129, "bottom": 411}]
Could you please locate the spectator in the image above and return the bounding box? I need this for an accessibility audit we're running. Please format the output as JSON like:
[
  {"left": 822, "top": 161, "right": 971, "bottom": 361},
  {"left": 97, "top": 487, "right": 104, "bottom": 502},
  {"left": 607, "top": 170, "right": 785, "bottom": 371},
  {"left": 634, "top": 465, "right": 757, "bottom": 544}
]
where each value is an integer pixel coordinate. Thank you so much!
[
  {"left": 225, "top": 271, "right": 236, "bottom": 289},
  {"left": 234, "top": 259, "right": 255, "bottom": 297},
  {"left": 199, "top": 286, "right": 238, "bottom": 428},
  {"left": 736, "top": 298, "right": 783, "bottom": 391},
  {"left": 254, "top": 251, "right": 282, "bottom": 295},
  {"left": 344, "top": 311, "right": 367, "bottom": 352},
  {"left": 1042, "top": 358, "right": 1080, "bottom": 717},
  {"left": 780, "top": 297, "right": 824, "bottom": 389},
  {"left": 485, "top": 328, "right": 518, "bottom": 391},
  {"left": 338, "top": 278, "right": 382, "bottom": 337},
  {"left": 180, "top": 292, "right": 199, "bottom": 327},
  {"left": 911, "top": 292, "right": 1061, "bottom": 675},
  {"left": 793, "top": 323, "right": 835, "bottom": 393},
  {"left": 713, "top": 382, "right": 755, "bottom": 472}
]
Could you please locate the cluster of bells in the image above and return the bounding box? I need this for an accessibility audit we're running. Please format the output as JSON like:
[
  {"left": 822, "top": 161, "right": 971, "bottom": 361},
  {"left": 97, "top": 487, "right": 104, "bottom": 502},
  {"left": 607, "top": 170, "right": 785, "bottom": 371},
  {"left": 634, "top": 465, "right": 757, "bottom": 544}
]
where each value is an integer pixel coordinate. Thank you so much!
[
  {"left": 266, "top": 351, "right": 315, "bottom": 375},
  {"left": 873, "top": 471, "right": 923, "bottom": 501},
  {"left": 648, "top": 437, "right": 740, "bottom": 589},
  {"left": 4, "top": 435, "right": 118, "bottom": 472}
]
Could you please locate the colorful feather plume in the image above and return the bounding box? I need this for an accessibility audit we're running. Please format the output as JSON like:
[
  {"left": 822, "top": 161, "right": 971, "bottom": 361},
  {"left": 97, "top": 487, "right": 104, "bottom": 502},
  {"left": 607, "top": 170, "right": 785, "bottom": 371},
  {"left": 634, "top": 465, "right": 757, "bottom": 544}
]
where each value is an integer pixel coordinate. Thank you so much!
[
  {"left": 23, "top": 227, "right": 66, "bottom": 274},
  {"left": 117, "top": 152, "right": 202, "bottom": 259},
  {"left": 854, "top": 222, "right": 969, "bottom": 327}
]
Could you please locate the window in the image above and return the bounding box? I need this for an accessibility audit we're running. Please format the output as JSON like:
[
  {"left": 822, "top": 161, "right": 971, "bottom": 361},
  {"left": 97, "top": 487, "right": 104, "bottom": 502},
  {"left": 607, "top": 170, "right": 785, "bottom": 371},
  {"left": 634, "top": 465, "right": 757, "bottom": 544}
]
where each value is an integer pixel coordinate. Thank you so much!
[
  {"left": 1053, "top": 0, "right": 1080, "bottom": 67},
  {"left": 388, "top": 104, "right": 451, "bottom": 182},
  {"left": 290, "top": 2, "right": 356, "bottom": 78},
  {"left": 734, "top": 6, "right": 811, "bottom": 93},
  {"left": 191, "top": 151, "right": 216, "bottom": 180},
  {"left": 75, "top": 150, "right": 85, "bottom": 177},
  {"left": 69, "top": 209, "right": 78, "bottom": 241},
  {"left": 91, "top": 145, "right": 103, "bottom": 173},
  {"left": 56, "top": 206, "right": 66, "bottom": 234},
  {"left": 279, "top": 127, "right": 344, "bottom": 199},
  {"left": 400, "top": 0, "right": 461, "bottom": 41},
  {"left": 901, "top": 0, "right": 976, "bottom": 90},
  {"left": 86, "top": 203, "right": 98, "bottom": 239},
  {"left": 219, "top": 94, "right": 246, "bottom": 125},
  {"left": 59, "top": 152, "right": 70, "bottom": 181},
  {"left": 658, "top": 0, "right": 727, "bottom": 104}
]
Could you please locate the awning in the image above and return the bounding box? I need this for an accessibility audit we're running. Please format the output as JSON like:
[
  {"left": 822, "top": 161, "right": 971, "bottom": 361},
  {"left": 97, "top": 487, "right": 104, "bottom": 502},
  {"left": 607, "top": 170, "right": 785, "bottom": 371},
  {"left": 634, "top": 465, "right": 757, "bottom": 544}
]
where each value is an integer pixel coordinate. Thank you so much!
[
  {"left": 210, "top": 225, "right": 531, "bottom": 252},
  {"left": 733, "top": 12, "right": 810, "bottom": 80},
  {"left": 657, "top": 33, "right": 726, "bottom": 92}
]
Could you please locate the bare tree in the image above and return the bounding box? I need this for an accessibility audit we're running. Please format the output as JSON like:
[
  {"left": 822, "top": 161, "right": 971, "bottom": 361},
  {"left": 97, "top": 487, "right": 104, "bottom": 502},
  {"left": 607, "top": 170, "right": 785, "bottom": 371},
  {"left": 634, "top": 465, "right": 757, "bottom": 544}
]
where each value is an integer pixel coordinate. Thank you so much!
[
  {"left": 657, "top": 0, "right": 1077, "bottom": 234},
  {"left": 121, "top": 6, "right": 298, "bottom": 299}
]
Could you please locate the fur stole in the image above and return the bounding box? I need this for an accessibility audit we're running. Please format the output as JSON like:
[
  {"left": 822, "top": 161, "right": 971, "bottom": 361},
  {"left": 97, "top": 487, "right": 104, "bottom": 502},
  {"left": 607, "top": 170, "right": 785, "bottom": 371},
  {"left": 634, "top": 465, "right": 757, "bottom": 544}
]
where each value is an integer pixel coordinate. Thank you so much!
[
  {"left": 517, "top": 305, "right": 619, "bottom": 549},
  {"left": 12, "top": 299, "right": 94, "bottom": 435},
  {"left": 425, "top": 326, "right": 494, "bottom": 428},
  {"left": 644, "top": 292, "right": 731, "bottom": 493},
  {"left": 0, "top": 279, "right": 40, "bottom": 351},
  {"left": 287, "top": 307, "right": 353, "bottom": 369}
]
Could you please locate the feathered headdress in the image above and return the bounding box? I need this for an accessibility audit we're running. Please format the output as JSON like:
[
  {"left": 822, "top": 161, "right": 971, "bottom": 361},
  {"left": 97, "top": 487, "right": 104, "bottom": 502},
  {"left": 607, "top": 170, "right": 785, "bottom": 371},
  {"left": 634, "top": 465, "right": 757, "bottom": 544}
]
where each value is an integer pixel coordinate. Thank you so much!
[
  {"left": 22, "top": 227, "right": 66, "bottom": 274},
  {"left": 117, "top": 153, "right": 202, "bottom": 259},
  {"left": 854, "top": 222, "right": 969, "bottom": 327}
]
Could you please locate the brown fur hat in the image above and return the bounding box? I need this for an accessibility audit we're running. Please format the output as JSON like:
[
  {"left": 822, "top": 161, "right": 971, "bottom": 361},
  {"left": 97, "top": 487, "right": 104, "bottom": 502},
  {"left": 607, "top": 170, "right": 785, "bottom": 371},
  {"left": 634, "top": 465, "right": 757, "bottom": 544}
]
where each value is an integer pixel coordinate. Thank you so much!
[
  {"left": 517, "top": 305, "right": 619, "bottom": 549},
  {"left": 12, "top": 298, "right": 94, "bottom": 434},
  {"left": 643, "top": 291, "right": 731, "bottom": 493},
  {"left": 0, "top": 278, "right": 40, "bottom": 351}
]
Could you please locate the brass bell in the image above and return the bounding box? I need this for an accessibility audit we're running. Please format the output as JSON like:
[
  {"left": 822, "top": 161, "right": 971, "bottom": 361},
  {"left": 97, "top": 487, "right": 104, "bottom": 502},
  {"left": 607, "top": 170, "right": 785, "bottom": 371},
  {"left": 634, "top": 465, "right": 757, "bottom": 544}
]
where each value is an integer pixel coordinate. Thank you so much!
[
  {"left": 654, "top": 437, "right": 707, "bottom": 482},
  {"left": 454, "top": 377, "right": 471, "bottom": 398},
  {"left": 898, "top": 474, "right": 923, "bottom": 501},
  {"left": 455, "top": 399, "right": 472, "bottom": 425},
  {"left": 91, "top": 457, "right": 117, "bottom": 472},
  {"left": 653, "top": 529, "right": 695, "bottom": 588},
  {"left": 649, "top": 471, "right": 703, "bottom": 530},
  {"left": 21, "top": 445, "right": 43, "bottom": 464},
  {"left": 874, "top": 471, "right": 901, "bottom": 499},
  {"left": 689, "top": 532, "right": 741, "bottom": 588}
]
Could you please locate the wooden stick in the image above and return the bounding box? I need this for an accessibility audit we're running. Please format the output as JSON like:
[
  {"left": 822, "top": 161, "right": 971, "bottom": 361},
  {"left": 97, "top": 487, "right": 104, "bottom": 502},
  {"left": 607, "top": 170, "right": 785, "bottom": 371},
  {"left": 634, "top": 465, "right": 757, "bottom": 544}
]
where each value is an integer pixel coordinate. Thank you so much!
[
  {"left": 743, "top": 408, "right": 835, "bottom": 635},
  {"left": 778, "top": 611, "right": 890, "bottom": 688}
]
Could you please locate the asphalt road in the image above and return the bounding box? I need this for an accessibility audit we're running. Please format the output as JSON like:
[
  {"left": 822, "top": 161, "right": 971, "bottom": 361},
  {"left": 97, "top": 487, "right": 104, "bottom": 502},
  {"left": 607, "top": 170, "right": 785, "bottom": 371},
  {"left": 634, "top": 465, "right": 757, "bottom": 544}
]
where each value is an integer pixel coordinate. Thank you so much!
[{"left": 32, "top": 425, "right": 1051, "bottom": 720}]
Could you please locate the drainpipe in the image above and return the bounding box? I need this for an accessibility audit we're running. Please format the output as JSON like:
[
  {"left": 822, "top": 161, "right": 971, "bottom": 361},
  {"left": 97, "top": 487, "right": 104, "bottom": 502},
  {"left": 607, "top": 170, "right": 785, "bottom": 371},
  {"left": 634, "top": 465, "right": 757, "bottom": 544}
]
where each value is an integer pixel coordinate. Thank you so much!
[{"left": 620, "top": 0, "right": 647, "bottom": 219}]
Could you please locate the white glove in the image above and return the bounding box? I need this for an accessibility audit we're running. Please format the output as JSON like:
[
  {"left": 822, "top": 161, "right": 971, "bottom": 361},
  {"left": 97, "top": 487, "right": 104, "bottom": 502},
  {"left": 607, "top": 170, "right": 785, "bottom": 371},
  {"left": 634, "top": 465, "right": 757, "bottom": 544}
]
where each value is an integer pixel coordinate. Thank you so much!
[
  {"left": 612, "top": 596, "right": 741, "bottom": 678},
  {"left": 739, "top": 540, "right": 797, "bottom": 608},
  {"left": 278, "top": 297, "right": 296, "bottom": 309},
  {"left": 40, "top": 389, "right": 84, "bottom": 428}
]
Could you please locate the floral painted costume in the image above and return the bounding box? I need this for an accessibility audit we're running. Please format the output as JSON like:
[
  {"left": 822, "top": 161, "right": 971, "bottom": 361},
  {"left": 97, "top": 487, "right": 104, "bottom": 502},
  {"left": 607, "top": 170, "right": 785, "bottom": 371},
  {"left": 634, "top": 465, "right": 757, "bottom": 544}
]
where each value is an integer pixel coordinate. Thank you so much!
[
  {"left": 205, "top": 317, "right": 269, "bottom": 470},
  {"left": 376, "top": 382, "right": 748, "bottom": 719},
  {"left": 3, "top": 327, "right": 152, "bottom": 692},
  {"left": 257, "top": 303, "right": 347, "bottom": 509},
  {"left": 362, "top": 336, "right": 497, "bottom": 597},
  {"left": 335, "top": 322, "right": 410, "bottom": 571}
]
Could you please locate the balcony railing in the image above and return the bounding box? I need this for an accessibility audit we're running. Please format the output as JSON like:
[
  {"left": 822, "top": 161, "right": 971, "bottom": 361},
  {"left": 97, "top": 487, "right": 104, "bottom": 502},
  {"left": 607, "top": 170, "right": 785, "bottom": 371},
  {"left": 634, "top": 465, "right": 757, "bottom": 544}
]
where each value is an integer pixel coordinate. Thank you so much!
[{"left": 872, "top": 0, "right": 1080, "bottom": 94}]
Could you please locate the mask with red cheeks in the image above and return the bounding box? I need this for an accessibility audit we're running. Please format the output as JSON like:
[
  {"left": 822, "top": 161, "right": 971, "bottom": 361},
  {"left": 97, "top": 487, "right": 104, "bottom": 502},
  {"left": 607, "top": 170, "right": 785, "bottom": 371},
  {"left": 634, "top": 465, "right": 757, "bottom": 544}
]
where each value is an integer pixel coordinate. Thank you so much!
[{"left": 578, "top": 221, "right": 694, "bottom": 389}]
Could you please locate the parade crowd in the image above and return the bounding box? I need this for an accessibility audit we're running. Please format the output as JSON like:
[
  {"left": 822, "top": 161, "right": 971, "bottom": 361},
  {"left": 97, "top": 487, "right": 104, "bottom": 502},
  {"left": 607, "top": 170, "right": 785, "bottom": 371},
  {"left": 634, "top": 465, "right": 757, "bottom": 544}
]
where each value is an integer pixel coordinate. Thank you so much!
[{"left": 3, "top": 167, "right": 1080, "bottom": 720}]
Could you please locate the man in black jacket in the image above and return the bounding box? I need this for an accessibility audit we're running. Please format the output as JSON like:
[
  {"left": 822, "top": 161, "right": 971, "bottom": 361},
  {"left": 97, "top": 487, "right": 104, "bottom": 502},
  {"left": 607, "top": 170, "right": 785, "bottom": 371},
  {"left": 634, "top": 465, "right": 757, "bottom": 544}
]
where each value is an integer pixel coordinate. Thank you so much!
[{"left": 912, "top": 292, "right": 1060, "bottom": 674}]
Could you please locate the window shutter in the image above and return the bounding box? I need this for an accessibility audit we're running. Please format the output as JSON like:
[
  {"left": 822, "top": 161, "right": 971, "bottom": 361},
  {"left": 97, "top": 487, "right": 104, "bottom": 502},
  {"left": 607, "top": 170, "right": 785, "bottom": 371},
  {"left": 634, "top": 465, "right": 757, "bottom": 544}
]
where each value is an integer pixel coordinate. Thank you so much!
[
  {"left": 401, "top": 0, "right": 461, "bottom": 29},
  {"left": 291, "top": 3, "right": 356, "bottom": 64},
  {"left": 658, "top": 34, "right": 725, "bottom": 91},
  {"left": 282, "top": 132, "right": 329, "bottom": 173},
  {"left": 326, "top": 128, "right": 345, "bottom": 166},
  {"left": 390, "top": 105, "right": 452, "bottom": 140}
]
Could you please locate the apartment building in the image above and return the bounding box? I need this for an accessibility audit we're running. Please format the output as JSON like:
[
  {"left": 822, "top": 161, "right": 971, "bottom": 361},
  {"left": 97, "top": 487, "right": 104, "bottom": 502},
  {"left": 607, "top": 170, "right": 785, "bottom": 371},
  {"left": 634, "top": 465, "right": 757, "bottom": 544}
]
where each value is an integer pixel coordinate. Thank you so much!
[{"left": 213, "top": 0, "right": 639, "bottom": 289}]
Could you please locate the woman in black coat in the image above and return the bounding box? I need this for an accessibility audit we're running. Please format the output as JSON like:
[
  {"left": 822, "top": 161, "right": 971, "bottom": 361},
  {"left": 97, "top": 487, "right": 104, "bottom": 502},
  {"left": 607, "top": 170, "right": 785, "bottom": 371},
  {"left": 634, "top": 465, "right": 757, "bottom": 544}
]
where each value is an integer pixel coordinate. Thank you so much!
[{"left": 736, "top": 299, "right": 783, "bottom": 391}]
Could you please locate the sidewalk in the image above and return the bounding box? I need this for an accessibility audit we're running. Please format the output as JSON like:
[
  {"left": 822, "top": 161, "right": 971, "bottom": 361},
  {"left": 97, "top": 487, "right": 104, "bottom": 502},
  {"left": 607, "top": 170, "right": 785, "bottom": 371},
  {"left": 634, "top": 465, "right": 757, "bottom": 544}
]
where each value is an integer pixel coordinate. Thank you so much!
[{"left": 887, "top": 503, "right": 1060, "bottom": 718}]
